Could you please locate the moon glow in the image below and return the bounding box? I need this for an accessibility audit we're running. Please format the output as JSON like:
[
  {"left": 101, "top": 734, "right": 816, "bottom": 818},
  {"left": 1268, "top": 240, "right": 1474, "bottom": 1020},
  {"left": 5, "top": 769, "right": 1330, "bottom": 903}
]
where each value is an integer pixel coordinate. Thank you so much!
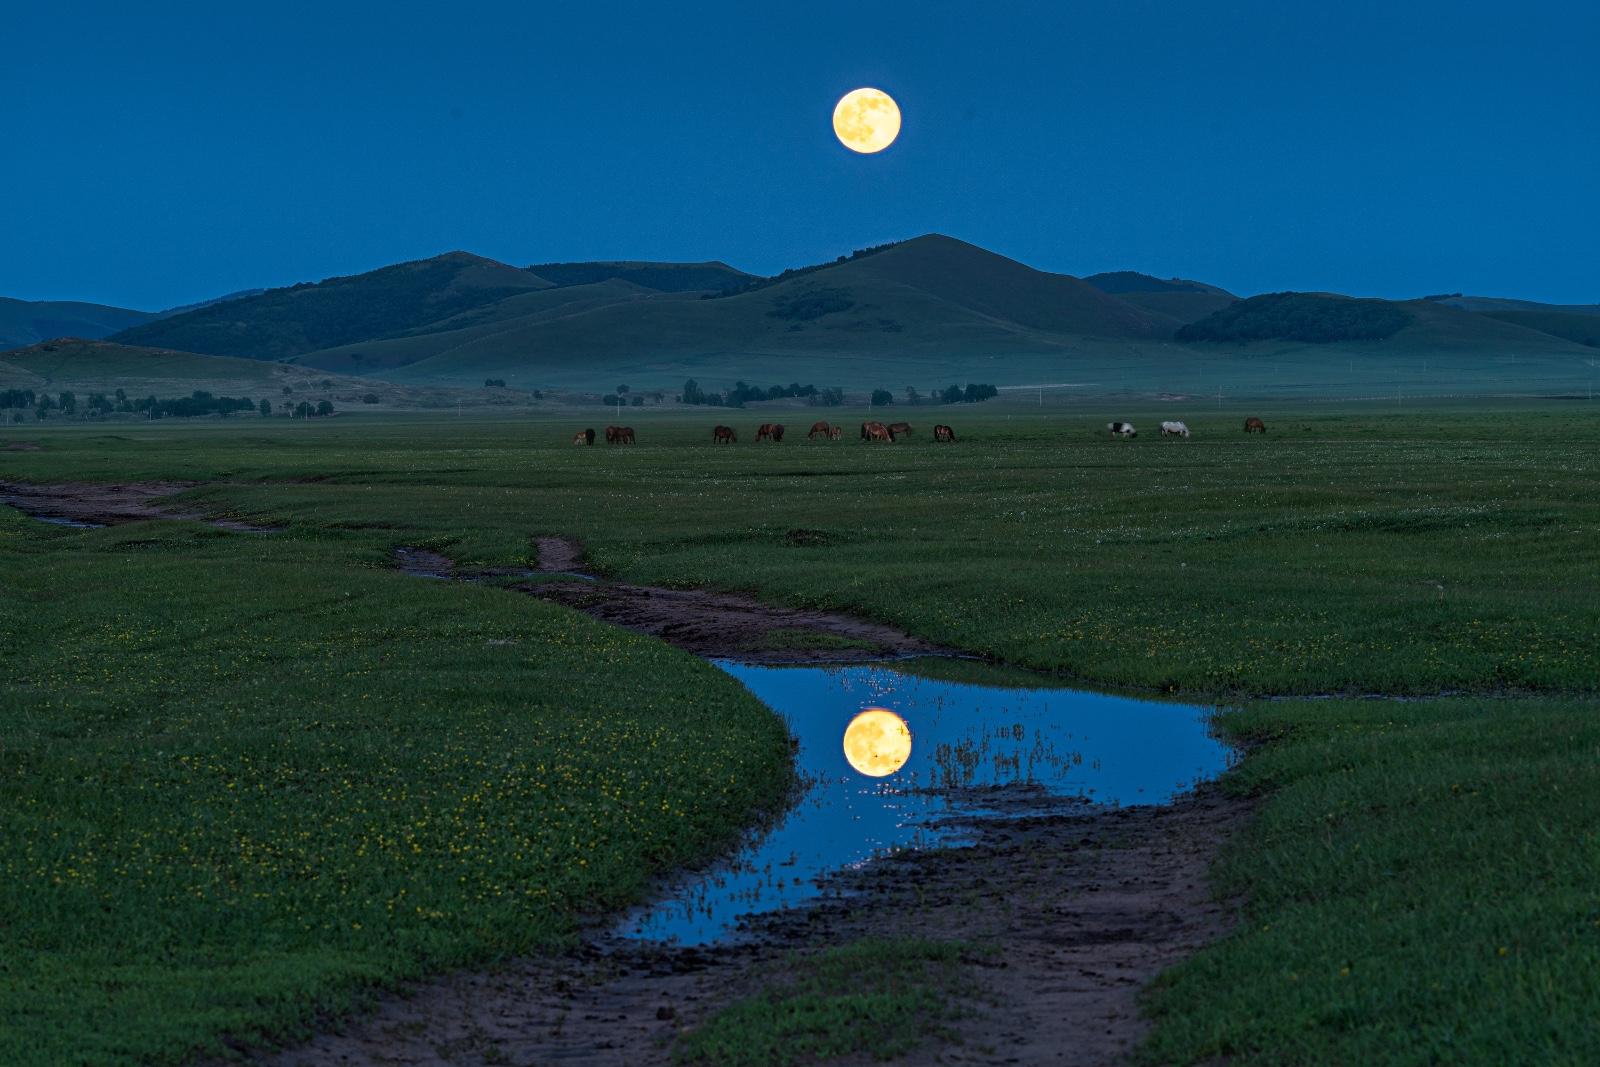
[
  {"left": 842, "top": 708, "right": 912, "bottom": 777},
  {"left": 832, "top": 88, "right": 901, "bottom": 154}
]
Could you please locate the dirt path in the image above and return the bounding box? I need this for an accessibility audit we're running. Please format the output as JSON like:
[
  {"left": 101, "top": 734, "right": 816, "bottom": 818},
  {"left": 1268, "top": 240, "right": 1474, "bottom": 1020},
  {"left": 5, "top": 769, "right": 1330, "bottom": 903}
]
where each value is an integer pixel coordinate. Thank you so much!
[
  {"left": 0, "top": 480, "right": 278, "bottom": 532},
  {"left": 392, "top": 537, "right": 951, "bottom": 664},
  {"left": 528, "top": 579, "right": 949, "bottom": 663},
  {"left": 255, "top": 787, "right": 1249, "bottom": 1067}
]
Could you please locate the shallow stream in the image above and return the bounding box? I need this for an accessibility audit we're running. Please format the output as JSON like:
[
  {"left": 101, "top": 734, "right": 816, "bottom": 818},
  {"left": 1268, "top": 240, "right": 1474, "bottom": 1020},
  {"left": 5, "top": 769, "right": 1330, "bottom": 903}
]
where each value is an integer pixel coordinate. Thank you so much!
[{"left": 617, "top": 659, "right": 1230, "bottom": 945}]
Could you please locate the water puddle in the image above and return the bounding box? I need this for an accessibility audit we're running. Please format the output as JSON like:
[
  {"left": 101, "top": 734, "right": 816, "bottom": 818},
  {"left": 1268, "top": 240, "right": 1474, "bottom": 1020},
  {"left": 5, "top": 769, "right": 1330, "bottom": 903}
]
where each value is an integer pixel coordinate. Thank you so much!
[{"left": 616, "top": 659, "right": 1230, "bottom": 945}]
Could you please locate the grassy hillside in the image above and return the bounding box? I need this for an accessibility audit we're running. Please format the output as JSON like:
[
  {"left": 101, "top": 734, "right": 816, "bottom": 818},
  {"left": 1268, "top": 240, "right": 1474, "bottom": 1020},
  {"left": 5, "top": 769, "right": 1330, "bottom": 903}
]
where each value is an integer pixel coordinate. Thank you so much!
[
  {"left": 1437, "top": 295, "right": 1600, "bottom": 317},
  {"left": 292, "top": 235, "right": 1173, "bottom": 388},
  {"left": 1477, "top": 309, "right": 1600, "bottom": 348},
  {"left": 111, "top": 253, "right": 551, "bottom": 360},
  {"left": 1083, "top": 270, "right": 1232, "bottom": 297},
  {"left": 525, "top": 260, "right": 754, "bottom": 292},
  {"left": 0, "top": 297, "right": 154, "bottom": 351},
  {"left": 300, "top": 280, "right": 676, "bottom": 375}
]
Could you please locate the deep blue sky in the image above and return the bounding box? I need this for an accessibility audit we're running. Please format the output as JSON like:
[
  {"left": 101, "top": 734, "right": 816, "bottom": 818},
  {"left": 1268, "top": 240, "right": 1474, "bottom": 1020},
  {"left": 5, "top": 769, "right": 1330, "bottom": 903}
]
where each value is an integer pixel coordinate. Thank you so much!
[{"left": 5, "top": 1, "right": 1596, "bottom": 310}]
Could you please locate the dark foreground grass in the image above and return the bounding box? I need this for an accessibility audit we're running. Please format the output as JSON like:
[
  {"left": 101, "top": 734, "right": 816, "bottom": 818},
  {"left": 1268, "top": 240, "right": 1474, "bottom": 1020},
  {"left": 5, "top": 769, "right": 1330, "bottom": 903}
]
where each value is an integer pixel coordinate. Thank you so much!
[
  {"left": 0, "top": 511, "right": 789, "bottom": 1066},
  {"left": 2, "top": 405, "right": 1598, "bottom": 1065},
  {"left": 675, "top": 939, "right": 977, "bottom": 1067},
  {"left": 1143, "top": 696, "right": 1600, "bottom": 1065}
]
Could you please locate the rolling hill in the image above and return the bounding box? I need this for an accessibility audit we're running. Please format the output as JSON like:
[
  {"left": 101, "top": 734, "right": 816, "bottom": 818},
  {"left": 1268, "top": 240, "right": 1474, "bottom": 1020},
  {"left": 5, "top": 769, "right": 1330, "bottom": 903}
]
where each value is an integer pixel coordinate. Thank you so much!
[
  {"left": 0, "top": 298, "right": 155, "bottom": 351},
  {"left": 111, "top": 252, "right": 552, "bottom": 360},
  {"left": 1084, "top": 271, "right": 1238, "bottom": 325},
  {"left": 18, "top": 236, "right": 1590, "bottom": 402},
  {"left": 524, "top": 260, "right": 753, "bottom": 293},
  {"left": 292, "top": 235, "right": 1178, "bottom": 387}
]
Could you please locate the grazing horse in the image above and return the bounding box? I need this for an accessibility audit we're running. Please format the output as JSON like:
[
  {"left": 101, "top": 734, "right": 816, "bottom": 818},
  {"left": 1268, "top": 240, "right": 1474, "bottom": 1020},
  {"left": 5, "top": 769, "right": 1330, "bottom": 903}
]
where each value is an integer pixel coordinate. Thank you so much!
[
  {"left": 604, "top": 425, "right": 621, "bottom": 444},
  {"left": 1107, "top": 421, "right": 1137, "bottom": 439},
  {"left": 755, "top": 423, "right": 783, "bottom": 442},
  {"left": 1244, "top": 417, "right": 1267, "bottom": 434},
  {"left": 1160, "top": 421, "right": 1190, "bottom": 438},
  {"left": 887, "top": 421, "right": 912, "bottom": 437},
  {"left": 828, "top": 425, "right": 842, "bottom": 441},
  {"left": 863, "top": 421, "right": 894, "bottom": 442},
  {"left": 618, "top": 426, "right": 636, "bottom": 444},
  {"left": 572, "top": 430, "right": 589, "bottom": 446},
  {"left": 712, "top": 425, "right": 737, "bottom": 444},
  {"left": 807, "top": 420, "right": 833, "bottom": 440},
  {"left": 933, "top": 423, "right": 957, "bottom": 442}
]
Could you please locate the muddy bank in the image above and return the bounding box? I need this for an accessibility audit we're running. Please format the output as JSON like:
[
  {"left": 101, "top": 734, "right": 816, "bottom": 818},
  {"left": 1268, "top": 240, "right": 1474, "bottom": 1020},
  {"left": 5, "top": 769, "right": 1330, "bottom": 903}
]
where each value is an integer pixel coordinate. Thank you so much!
[
  {"left": 528, "top": 579, "right": 949, "bottom": 663},
  {"left": 0, "top": 480, "right": 279, "bottom": 532},
  {"left": 255, "top": 786, "right": 1249, "bottom": 1067},
  {"left": 393, "top": 537, "right": 948, "bottom": 664}
]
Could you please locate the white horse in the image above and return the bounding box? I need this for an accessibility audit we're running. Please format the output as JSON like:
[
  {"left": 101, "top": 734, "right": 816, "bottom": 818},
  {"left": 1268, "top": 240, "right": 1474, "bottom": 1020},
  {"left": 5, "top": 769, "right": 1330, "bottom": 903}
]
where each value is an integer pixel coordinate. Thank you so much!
[{"left": 1160, "top": 421, "right": 1190, "bottom": 437}]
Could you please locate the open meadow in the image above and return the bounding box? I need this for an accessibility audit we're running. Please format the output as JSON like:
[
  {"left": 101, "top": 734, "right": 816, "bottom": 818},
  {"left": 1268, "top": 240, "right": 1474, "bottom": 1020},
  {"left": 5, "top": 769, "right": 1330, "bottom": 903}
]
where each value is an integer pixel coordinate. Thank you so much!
[{"left": 3, "top": 402, "right": 1598, "bottom": 1064}]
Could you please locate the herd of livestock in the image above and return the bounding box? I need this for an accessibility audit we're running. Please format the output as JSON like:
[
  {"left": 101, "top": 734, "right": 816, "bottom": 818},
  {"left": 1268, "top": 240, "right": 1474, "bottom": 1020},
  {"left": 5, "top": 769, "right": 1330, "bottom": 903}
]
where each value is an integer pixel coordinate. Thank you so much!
[{"left": 571, "top": 417, "right": 1269, "bottom": 445}]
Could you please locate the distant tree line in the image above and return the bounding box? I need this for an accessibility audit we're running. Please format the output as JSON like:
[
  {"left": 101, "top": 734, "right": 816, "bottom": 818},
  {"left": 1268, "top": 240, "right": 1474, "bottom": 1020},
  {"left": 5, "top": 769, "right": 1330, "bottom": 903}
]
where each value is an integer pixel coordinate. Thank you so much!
[
  {"left": 874, "top": 383, "right": 999, "bottom": 406},
  {"left": 679, "top": 379, "right": 833, "bottom": 408},
  {"left": 12, "top": 387, "right": 341, "bottom": 421},
  {"left": 1177, "top": 293, "right": 1412, "bottom": 344}
]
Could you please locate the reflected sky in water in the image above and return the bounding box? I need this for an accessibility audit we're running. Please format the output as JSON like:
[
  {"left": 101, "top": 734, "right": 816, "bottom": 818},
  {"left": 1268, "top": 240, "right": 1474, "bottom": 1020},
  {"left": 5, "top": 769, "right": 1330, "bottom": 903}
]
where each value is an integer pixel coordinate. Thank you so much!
[{"left": 615, "top": 660, "right": 1230, "bottom": 945}]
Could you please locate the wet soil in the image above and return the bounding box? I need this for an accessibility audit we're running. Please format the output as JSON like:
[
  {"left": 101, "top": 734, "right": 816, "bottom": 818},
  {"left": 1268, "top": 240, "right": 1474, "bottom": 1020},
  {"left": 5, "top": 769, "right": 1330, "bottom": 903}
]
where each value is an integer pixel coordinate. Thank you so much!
[
  {"left": 254, "top": 787, "right": 1249, "bottom": 1067},
  {"left": 0, "top": 480, "right": 279, "bottom": 532},
  {"left": 391, "top": 536, "right": 949, "bottom": 664},
  {"left": 528, "top": 579, "right": 949, "bottom": 664}
]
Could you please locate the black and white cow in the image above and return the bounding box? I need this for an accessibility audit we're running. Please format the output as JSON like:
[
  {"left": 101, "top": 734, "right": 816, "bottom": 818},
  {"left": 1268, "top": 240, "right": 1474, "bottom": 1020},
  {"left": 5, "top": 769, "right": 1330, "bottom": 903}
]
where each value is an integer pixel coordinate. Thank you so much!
[{"left": 1107, "top": 421, "right": 1137, "bottom": 439}]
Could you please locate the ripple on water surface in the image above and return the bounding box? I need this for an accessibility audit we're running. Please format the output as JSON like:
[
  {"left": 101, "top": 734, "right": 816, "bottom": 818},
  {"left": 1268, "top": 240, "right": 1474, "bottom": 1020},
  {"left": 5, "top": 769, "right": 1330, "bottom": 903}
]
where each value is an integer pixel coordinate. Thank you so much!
[{"left": 617, "top": 659, "right": 1232, "bottom": 945}]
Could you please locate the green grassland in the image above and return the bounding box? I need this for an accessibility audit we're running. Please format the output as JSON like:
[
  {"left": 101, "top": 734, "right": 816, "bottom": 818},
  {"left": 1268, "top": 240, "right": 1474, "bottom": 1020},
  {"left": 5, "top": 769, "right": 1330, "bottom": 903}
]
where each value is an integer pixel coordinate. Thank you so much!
[
  {"left": 2, "top": 403, "right": 1598, "bottom": 1064},
  {"left": 0, "top": 508, "right": 790, "bottom": 1066},
  {"left": 675, "top": 939, "right": 980, "bottom": 1067}
]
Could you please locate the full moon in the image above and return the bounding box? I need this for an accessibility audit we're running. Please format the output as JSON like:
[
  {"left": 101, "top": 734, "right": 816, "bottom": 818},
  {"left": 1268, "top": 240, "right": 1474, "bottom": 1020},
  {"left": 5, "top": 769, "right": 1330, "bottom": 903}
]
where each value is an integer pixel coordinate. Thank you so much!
[
  {"left": 842, "top": 708, "right": 912, "bottom": 777},
  {"left": 832, "top": 88, "right": 901, "bottom": 154}
]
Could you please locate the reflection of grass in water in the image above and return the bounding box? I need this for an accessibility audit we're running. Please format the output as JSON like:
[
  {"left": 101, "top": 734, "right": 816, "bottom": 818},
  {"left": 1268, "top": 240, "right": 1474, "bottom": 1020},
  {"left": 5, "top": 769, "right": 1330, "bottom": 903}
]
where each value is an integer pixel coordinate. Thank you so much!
[{"left": 675, "top": 938, "right": 984, "bottom": 1067}]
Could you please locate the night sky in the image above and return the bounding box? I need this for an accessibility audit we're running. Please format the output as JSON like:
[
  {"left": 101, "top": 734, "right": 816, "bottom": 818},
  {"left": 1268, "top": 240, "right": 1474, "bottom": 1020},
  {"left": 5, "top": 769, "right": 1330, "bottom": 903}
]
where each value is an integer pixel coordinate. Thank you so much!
[{"left": 5, "top": 0, "right": 1596, "bottom": 309}]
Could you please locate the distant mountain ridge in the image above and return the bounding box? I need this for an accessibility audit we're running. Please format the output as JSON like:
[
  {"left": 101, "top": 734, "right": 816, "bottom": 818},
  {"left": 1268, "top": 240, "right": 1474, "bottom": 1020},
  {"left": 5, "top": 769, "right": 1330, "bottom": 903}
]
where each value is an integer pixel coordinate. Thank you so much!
[
  {"left": 32, "top": 235, "right": 1590, "bottom": 394},
  {"left": 525, "top": 260, "right": 752, "bottom": 293},
  {"left": 113, "top": 252, "right": 549, "bottom": 360},
  {"left": 0, "top": 298, "right": 154, "bottom": 351}
]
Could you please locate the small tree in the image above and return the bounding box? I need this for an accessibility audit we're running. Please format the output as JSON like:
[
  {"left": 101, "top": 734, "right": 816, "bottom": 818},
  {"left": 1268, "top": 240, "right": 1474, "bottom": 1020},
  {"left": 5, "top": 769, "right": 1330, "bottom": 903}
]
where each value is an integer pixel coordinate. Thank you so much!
[
  {"left": 617, "top": 384, "right": 630, "bottom": 394},
  {"left": 294, "top": 401, "right": 312, "bottom": 418},
  {"left": 905, "top": 386, "right": 921, "bottom": 404},
  {"left": 870, "top": 388, "right": 893, "bottom": 407},
  {"left": 58, "top": 391, "right": 77, "bottom": 415},
  {"left": 259, "top": 398, "right": 272, "bottom": 416},
  {"left": 315, "top": 400, "right": 334, "bottom": 416}
]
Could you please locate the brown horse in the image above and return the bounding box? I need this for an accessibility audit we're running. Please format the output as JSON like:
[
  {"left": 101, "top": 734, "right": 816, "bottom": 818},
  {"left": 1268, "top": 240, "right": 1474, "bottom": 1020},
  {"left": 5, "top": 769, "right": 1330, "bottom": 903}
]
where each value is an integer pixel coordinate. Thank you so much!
[
  {"left": 863, "top": 420, "right": 894, "bottom": 442},
  {"left": 1244, "top": 417, "right": 1267, "bottom": 434},
  {"left": 571, "top": 430, "right": 589, "bottom": 446},
  {"left": 755, "top": 423, "right": 785, "bottom": 442},
  {"left": 807, "top": 420, "right": 833, "bottom": 440},
  {"left": 618, "top": 426, "right": 636, "bottom": 444},
  {"left": 888, "top": 421, "right": 912, "bottom": 437},
  {"left": 933, "top": 424, "right": 956, "bottom": 442},
  {"left": 828, "top": 425, "right": 842, "bottom": 441},
  {"left": 712, "top": 425, "right": 737, "bottom": 444},
  {"left": 769, "top": 423, "right": 785, "bottom": 442},
  {"left": 604, "top": 425, "right": 621, "bottom": 444}
]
